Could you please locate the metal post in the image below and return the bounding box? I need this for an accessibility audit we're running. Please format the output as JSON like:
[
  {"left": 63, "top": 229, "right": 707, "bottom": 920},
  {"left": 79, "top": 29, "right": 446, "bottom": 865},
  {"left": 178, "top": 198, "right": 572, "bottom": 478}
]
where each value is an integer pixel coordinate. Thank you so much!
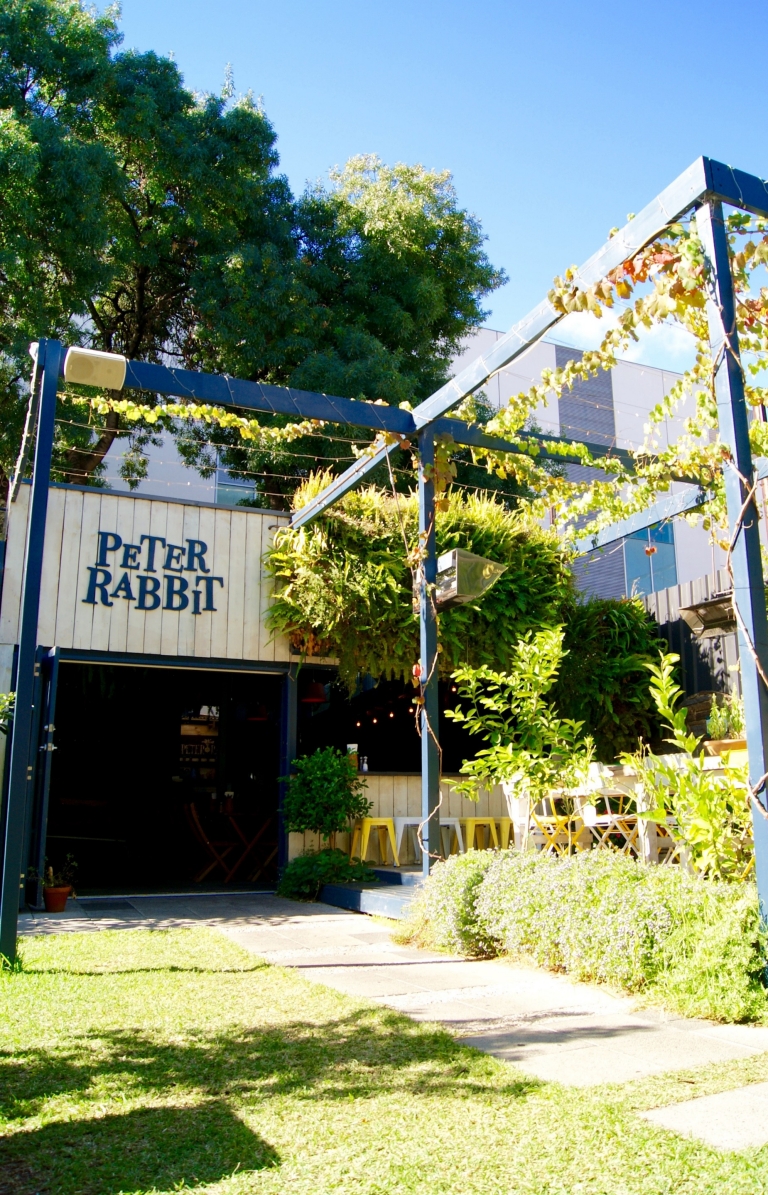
[
  {"left": 27, "top": 647, "right": 60, "bottom": 909},
  {"left": 696, "top": 202, "right": 768, "bottom": 909},
  {"left": 417, "top": 431, "right": 441, "bottom": 875},
  {"left": 277, "top": 664, "right": 298, "bottom": 874},
  {"left": 0, "top": 339, "right": 61, "bottom": 962}
]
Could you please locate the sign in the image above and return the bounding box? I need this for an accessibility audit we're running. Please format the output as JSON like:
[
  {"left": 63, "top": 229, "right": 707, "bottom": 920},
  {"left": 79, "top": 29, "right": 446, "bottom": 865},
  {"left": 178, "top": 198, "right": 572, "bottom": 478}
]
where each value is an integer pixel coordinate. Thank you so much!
[
  {"left": 0, "top": 486, "right": 291, "bottom": 664},
  {"left": 83, "top": 531, "right": 225, "bottom": 614}
]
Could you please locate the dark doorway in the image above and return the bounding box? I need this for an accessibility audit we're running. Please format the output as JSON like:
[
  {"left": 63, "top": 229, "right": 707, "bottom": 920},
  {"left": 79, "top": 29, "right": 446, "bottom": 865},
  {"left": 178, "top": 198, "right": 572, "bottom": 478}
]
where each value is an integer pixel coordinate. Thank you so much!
[{"left": 45, "top": 663, "right": 282, "bottom": 894}]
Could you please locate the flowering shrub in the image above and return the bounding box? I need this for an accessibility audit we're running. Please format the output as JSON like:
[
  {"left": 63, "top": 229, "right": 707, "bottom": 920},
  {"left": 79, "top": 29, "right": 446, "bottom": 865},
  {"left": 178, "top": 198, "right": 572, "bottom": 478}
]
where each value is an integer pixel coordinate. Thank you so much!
[
  {"left": 401, "top": 849, "right": 497, "bottom": 956},
  {"left": 400, "top": 850, "right": 768, "bottom": 1022}
]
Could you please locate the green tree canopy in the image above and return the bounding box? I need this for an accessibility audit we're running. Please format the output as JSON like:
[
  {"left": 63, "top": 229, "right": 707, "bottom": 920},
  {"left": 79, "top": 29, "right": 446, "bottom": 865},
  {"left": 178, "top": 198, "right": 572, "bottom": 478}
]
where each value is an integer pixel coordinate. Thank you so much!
[{"left": 0, "top": 0, "right": 504, "bottom": 500}]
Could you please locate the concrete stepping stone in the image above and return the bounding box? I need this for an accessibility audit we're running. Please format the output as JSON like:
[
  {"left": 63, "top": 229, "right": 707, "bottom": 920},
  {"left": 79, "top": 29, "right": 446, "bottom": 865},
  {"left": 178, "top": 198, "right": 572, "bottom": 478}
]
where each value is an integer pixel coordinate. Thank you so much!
[{"left": 640, "top": 1082, "right": 768, "bottom": 1151}]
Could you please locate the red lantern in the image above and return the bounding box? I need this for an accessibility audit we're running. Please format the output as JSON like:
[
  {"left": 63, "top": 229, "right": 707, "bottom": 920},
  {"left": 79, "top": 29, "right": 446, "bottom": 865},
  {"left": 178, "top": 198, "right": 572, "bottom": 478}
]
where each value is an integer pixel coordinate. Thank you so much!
[{"left": 301, "top": 682, "right": 327, "bottom": 704}]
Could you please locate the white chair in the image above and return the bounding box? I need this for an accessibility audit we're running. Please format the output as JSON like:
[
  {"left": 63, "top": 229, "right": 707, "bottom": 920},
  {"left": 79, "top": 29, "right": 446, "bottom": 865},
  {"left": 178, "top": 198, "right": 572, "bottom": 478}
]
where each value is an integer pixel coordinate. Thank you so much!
[{"left": 393, "top": 816, "right": 464, "bottom": 863}]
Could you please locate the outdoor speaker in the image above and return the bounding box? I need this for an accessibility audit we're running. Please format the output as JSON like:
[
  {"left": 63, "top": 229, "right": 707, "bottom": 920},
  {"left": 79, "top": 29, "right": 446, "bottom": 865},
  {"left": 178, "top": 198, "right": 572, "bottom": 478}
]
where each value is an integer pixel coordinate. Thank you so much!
[{"left": 64, "top": 347, "right": 127, "bottom": 391}]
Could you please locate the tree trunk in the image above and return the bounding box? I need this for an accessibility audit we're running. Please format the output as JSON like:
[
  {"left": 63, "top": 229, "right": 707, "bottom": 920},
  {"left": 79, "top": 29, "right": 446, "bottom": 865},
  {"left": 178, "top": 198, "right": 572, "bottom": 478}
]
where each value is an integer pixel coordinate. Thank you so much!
[{"left": 63, "top": 400, "right": 122, "bottom": 485}]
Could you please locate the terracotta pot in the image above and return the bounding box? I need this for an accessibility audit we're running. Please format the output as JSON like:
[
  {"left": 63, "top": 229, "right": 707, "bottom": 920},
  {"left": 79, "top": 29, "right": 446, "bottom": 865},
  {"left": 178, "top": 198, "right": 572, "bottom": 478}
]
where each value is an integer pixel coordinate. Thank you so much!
[{"left": 43, "top": 885, "right": 71, "bottom": 913}]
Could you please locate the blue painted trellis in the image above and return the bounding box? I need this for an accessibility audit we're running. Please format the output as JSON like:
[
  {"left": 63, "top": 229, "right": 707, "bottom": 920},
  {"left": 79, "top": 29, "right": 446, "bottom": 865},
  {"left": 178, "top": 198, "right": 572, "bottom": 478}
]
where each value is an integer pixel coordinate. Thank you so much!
[{"left": 2, "top": 156, "right": 768, "bottom": 962}]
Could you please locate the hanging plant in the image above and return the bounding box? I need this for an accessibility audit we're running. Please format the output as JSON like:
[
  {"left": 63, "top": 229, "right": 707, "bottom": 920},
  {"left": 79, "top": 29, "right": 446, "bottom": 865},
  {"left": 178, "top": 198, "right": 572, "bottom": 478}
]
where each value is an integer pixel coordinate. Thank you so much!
[{"left": 266, "top": 478, "right": 574, "bottom": 685}]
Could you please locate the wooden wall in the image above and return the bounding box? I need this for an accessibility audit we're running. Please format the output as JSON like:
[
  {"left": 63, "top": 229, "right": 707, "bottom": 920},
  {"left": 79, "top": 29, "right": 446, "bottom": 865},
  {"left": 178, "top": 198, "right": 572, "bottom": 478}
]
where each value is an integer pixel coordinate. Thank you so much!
[{"left": 0, "top": 485, "right": 291, "bottom": 662}]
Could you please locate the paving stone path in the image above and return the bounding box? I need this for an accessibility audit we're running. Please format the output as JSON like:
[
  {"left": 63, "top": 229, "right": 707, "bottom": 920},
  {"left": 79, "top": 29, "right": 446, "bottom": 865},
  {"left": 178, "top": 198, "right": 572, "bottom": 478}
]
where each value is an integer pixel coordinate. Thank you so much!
[{"left": 20, "top": 892, "right": 768, "bottom": 1149}]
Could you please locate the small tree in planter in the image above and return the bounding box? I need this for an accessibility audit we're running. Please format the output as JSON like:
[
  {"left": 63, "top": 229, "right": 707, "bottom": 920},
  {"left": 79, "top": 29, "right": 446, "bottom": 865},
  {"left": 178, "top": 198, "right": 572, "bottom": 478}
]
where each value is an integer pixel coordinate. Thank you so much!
[
  {"left": 446, "top": 627, "right": 594, "bottom": 845},
  {"left": 278, "top": 747, "right": 375, "bottom": 900},
  {"left": 283, "top": 746, "right": 372, "bottom": 846}
]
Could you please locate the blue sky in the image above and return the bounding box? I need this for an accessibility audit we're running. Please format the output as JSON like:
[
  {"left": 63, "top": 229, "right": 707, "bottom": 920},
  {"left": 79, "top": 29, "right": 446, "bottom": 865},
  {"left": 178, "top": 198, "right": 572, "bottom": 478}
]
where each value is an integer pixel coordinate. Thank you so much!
[{"left": 116, "top": 0, "right": 767, "bottom": 371}]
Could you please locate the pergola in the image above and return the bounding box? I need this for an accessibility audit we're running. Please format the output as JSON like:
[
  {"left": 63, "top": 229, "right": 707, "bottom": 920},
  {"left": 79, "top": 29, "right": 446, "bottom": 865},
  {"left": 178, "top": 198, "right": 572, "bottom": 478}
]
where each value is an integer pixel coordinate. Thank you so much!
[{"left": 2, "top": 156, "right": 768, "bottom": 962}]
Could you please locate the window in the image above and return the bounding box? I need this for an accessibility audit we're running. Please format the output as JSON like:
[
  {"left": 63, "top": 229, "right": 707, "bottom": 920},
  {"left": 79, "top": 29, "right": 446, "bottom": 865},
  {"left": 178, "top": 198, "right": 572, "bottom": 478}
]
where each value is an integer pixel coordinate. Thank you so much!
[
  {"left": 624, "top": 522, "right": 677, "bottom": 596},
  {"left": 215, "top": 466, "right": 256, "bottom": 507}
]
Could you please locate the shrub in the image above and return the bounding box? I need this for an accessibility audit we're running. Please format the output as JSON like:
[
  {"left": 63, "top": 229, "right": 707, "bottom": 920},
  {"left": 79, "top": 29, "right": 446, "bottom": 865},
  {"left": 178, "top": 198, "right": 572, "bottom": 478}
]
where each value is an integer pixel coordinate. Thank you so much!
[
  {"left": 553, "top": 598, "right": 661, "bottom": 762},
  {"left": 277, "top": 849, "right": 376, "bottom": 901},
  {"left": 401, "top": 850, "right": 497, "bottom": 956},
  {"left": 622, "top": 653, "right": 752, "bottom": 880},
  {"left": 282, "top": 746, "right": 371, "bottom": 842},
  {"left": 401, "top": 850, "right": 768, "bottom": 1022},
  {"left": 446, "top": 626, "right": 594, "bottom": 805}
]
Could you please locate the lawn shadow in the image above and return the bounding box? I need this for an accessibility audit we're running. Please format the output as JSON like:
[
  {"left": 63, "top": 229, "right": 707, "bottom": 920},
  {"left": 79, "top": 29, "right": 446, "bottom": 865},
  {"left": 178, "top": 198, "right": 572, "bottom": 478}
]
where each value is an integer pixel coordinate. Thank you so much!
[
  {"left": 3, "top": 1007, "right": 540, "bottom": 1125},
  {"left": 0, "top": 1100, "right": 278, "bottom": 1195}
]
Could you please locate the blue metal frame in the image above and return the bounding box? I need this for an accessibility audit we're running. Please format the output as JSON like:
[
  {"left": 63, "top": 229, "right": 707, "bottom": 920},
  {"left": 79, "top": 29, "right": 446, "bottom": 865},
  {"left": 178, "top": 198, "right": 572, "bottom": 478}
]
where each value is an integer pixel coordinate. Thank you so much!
[
  {"left": 0, "top": 340, "right": 61, "bottom": 961},
  {"left": 696, "top": 200, "right": 768, "bottom": 907},
  {"left": 417, "top": 433, "right": 441, "bottom": 874},
  {"left": 293, "top": 156, "right": 768, "bottom": 513},
  {"left": 4, "top": 156, "right": 768, "bottom": 957}
]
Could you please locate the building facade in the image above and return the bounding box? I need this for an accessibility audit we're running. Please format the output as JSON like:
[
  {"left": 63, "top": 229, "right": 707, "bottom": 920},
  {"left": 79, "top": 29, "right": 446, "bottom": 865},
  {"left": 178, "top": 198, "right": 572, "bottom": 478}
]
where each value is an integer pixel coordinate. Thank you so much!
[{"left": 451, "top": 331, "right": 726, "bottom": 600}]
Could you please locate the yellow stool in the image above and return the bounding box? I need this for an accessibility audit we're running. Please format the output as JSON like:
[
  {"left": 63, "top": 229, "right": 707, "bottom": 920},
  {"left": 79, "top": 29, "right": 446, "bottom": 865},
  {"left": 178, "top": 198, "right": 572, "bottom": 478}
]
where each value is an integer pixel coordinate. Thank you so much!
[
  {"left": 499, "top": 816, "right": 514, "bottom": 849},
  {"left": 350, "top": 817, "right": 400, "bottom": 866},
  {"left": 461, "top": 817, "right": 499, "bottom": 850}
]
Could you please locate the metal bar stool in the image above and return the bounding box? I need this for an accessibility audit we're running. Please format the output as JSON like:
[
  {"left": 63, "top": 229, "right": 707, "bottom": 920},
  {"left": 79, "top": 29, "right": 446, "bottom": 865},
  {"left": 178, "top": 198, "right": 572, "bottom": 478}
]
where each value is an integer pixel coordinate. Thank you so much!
[
  {"left": 350, "top": 817, "right": 400, "bottom": 866},
  {"left": 460, "top": 817, "right": 499, "bottom": 850}
]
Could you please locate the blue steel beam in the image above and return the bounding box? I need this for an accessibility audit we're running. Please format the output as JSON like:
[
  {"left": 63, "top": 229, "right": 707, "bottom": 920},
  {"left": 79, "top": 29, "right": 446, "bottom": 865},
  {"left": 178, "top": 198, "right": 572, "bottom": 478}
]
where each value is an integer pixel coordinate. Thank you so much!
[
  {"left": 571, "top": 458, "right": 768, "bottom": 555},
  {"left": 293, "top": 156, "right": 768, "bottom": 526},
  {"left": 704, "top": 159, "right": 768, "bottom": 220},
  {"left": 111, "top": 357, "right": 637, "bottom": 473},
  {"left": 124, "top": 359, "right": 416, "bottom": 436},
  {"left": 417, "top": 432, "right": 441, "bottom": 874},
  {"left": 572, "top": 486, "right": 707, "bottom": 555},
  {"left": 290, "top": 426, "right": 635, "bottom": 529},
  {"left": 696, "top": 200, "right": 768, "bottom": 914}
]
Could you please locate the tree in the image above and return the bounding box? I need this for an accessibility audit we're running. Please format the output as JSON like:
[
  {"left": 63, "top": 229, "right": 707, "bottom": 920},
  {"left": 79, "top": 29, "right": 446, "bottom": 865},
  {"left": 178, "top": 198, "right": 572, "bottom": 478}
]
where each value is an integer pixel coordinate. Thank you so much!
[
  {"left": 0, "top": 0, "right": 118, "bottom": 492},
  {"left": 0, "top": 2, "right": 506, "bottom": 503},
  {"left": 172, "top": 156, "right": 506, "bottom": 505},
  {"left": 62, "top": 49, "right": 302, "bottom": 485}
]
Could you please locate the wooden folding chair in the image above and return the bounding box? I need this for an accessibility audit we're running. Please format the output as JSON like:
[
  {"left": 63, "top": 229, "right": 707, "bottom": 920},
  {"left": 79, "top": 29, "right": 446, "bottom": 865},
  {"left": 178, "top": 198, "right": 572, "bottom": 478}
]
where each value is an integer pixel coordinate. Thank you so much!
[
  {"left": 580, "top": 790, "right": 639, "bottom": 856},
  {"left": 529, "top": 794, "right": 588, "bottom": 856},
  {"left": 226, "top": 815, "right": 273, "bottom": 882},
  {"left": 184, "top": 803, "right": 240, "bottom": 882}
]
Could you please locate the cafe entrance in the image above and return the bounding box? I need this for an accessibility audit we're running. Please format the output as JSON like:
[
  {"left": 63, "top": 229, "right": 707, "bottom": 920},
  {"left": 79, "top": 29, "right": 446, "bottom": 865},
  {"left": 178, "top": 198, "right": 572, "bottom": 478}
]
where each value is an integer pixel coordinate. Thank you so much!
[{"left": 44, "top": 660, "right": 283, "bottom": 894}]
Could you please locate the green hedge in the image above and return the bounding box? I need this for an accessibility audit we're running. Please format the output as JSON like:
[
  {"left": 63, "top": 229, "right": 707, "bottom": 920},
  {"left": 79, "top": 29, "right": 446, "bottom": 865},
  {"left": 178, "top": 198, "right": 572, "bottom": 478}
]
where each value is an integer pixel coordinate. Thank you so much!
[{"left": 400, "top": 851, "right": 768, "bottom": 1023}]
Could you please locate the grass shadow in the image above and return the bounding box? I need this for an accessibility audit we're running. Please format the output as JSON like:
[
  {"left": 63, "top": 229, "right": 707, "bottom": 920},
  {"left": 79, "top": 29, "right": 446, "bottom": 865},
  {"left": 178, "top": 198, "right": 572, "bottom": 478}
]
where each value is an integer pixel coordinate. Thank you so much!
[
  {"left": 0, "top": 1100, "right": 278, "bottom": 1195},
  {"left": 2, "top": 1008, "right": 540, "bottom": 1125}
]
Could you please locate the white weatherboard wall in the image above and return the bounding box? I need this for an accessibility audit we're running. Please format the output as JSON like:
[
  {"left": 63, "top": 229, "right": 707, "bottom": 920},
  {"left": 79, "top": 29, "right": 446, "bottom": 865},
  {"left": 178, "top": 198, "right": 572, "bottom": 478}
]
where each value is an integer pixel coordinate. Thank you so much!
[{"left": 0, "top": 485, "right": 291, "bottom": 663}]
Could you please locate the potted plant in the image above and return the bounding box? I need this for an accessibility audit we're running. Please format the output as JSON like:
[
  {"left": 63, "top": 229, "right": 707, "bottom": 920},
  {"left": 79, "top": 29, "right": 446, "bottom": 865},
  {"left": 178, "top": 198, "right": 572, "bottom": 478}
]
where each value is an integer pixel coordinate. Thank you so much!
[
  {"left": 41, "top": 856, "right": 77, "bottom": 912},
  {"left": 282, "top": 746, "right": 372, "bottom": 848},
  {"left": 446, "top": 627, "right": 595, "bottom": 847},
  {"left": 703, "top": 692, "right": 746, "bottom": 758},
  {"left": 278, "top": 747, "right": 375, "bottom": 900}
]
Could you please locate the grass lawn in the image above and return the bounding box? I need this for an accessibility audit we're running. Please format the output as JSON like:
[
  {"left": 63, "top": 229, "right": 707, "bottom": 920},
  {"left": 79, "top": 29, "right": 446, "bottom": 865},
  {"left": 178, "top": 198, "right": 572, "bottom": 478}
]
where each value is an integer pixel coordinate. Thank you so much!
[{"left": 3, "top": 928, "right": 768, "bottom": 1193}]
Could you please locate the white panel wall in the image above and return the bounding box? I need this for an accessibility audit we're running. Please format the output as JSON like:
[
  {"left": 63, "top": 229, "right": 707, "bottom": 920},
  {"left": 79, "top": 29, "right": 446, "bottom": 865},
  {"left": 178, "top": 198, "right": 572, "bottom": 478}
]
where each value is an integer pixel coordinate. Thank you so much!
[
  {"left": 0, "top": 486, "right": 291, "bottom": 663},
  {"left": 451, "top": 332, "right": 559, "bottom": 434}
]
